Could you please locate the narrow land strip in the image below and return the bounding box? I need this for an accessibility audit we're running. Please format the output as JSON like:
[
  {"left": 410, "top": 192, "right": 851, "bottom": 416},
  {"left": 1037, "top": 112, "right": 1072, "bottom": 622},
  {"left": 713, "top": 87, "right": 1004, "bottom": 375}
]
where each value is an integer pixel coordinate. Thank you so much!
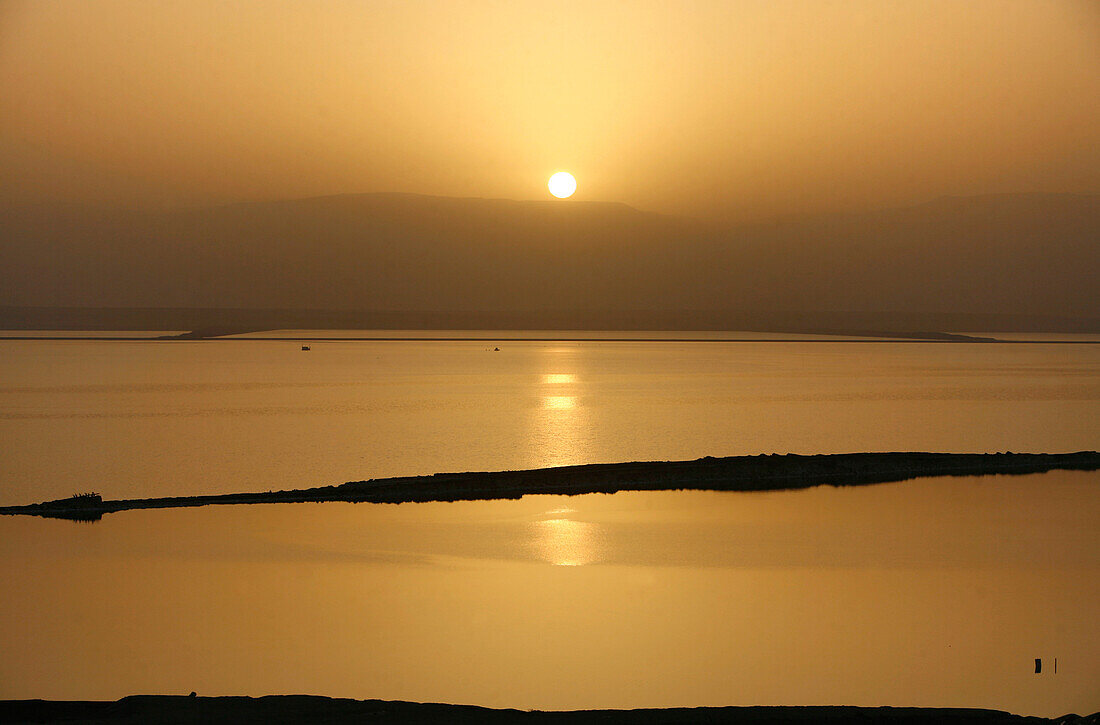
[
  {"left": 0, "top": 696, "right": 1094, "bottom": 724},
  {"left": 2, "top": 451, "right": 1096, "bottom": 521}
]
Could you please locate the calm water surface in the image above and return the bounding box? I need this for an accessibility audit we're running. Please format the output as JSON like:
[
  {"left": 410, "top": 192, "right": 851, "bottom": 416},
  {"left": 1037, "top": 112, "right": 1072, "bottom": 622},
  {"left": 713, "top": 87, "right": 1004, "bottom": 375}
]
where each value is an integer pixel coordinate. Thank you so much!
[
  {"left": 1, "top": 336, "right": 1097, "bottom": 503},
  {"left": 0, "top": 472, "right": 1096, "bottom": 715},
  {"left": 1, "top": 335, "right": 1096, "bottom": 715}
]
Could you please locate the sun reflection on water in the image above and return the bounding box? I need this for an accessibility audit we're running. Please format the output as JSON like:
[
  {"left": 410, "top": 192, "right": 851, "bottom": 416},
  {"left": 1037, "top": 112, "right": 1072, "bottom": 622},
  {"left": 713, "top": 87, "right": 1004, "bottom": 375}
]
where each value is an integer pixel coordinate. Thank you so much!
[
  {"left": 528, "top": 347, "right": 589, "bottom": 468},
  {"left": 543, "top": 395, "right": 576, "bottom": 410},
  {"left": 529, "top": 512, "right": 600, "bottom": 566}
]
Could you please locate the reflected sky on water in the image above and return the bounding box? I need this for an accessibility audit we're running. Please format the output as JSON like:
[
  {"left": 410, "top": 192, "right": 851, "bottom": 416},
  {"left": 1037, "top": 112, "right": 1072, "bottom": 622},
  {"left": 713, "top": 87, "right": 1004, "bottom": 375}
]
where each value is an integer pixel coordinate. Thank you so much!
[{"left": 1, "top": 471, "right": 1096, "bottom": 716}]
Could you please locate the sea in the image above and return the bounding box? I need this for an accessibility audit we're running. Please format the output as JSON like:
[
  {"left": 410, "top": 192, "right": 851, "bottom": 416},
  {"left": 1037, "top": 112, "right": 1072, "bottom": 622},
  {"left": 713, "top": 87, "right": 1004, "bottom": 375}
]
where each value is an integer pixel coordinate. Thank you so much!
[{"left": 0, "top": 331, "right": 1097, "bottom": 716}]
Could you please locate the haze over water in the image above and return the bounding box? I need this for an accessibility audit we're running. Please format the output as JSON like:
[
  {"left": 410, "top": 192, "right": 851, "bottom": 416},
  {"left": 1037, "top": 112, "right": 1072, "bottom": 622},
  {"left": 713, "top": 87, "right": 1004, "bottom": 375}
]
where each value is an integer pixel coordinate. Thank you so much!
[{"left": 3, "top": 1, "right": 1098, "bottom": 720}]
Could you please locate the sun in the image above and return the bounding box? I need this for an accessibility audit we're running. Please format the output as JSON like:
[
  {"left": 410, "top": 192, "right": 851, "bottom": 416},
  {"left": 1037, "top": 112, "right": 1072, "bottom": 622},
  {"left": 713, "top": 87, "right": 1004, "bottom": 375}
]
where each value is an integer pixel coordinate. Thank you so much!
[{"left": 548, "top": 172, "right": 577, "bottom": 199}]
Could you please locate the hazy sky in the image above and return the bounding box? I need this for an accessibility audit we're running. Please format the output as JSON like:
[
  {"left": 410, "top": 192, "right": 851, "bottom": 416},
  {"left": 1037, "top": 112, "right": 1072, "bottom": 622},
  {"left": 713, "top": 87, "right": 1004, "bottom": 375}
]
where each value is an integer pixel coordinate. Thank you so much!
[{"left": 2, "top": 0, "right": 1098, "bottom": 220}]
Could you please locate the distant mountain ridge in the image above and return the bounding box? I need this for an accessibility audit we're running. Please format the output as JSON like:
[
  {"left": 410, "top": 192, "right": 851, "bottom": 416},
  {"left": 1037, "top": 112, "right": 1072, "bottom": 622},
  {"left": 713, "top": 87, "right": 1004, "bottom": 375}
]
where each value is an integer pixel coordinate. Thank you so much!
[{"left": 1, "top": 192, "right": 1096, "bottom": 330}]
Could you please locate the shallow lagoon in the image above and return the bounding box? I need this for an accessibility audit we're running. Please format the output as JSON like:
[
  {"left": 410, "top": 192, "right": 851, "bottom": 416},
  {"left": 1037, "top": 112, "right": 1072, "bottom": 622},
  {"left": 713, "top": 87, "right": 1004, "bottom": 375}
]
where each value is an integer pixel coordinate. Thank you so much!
[{"left": 1, "top": 472, "right": 1096, "bottom": 716}]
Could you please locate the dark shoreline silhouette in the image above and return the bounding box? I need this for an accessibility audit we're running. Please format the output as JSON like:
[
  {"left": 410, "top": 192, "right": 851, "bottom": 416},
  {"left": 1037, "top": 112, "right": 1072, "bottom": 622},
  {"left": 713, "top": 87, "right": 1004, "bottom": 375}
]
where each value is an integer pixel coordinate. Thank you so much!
[
  {"left": 2, "top": 451, "right": 1096, "bottom": 521},
  {"left": 0, "top": 696, "right": 1094, "bottom": 724}
]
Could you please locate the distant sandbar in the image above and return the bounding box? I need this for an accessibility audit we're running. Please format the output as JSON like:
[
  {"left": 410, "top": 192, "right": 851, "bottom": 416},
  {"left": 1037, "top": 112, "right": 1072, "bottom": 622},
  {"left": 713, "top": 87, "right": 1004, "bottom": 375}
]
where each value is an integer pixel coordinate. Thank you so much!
[{"left": 1, "top": 451, "right": 1096, "bottom": 521}]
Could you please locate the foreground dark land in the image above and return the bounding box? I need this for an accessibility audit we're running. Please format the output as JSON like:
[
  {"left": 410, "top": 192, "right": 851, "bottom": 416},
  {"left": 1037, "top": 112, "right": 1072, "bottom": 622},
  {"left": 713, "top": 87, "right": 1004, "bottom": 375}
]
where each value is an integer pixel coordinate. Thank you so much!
[
  {"left": 1, "top": 697, "right": 1097, "bottom": 725},
  {"left": 2, "top": 451, "right": 1096, "bottom": 521}
]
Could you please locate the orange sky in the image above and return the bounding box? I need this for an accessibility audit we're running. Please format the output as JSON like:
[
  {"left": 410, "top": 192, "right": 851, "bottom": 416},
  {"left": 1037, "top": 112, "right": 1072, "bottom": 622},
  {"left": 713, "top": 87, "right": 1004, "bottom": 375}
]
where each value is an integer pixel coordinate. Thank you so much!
[{"left": 1, "top": 0, "right": 1098, "bottom": 220}]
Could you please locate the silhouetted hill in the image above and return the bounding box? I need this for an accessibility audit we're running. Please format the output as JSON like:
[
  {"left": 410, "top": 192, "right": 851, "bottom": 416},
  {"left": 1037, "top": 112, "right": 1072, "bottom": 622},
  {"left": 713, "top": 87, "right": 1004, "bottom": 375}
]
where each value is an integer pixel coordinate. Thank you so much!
[
  {"left": 711, "top": 193, "right": 1099, "bottom": 318},
  {"left": 1, "top": 192, "right": 1096, "bottom": 330}
]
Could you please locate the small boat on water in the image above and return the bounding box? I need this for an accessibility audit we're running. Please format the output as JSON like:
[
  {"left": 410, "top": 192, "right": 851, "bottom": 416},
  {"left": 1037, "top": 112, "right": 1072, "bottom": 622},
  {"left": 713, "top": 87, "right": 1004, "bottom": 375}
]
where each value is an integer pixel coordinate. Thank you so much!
[{"left": 301, "top": 345, "right": 311, "bottom": 351}]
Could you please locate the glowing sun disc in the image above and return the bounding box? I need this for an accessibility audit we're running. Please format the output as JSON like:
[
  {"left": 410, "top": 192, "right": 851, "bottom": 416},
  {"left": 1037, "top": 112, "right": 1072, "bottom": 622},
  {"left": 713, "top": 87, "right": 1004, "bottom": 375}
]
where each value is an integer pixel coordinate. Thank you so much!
[{"left": 548, "top": 172, "right": 577, "bottom": 198}]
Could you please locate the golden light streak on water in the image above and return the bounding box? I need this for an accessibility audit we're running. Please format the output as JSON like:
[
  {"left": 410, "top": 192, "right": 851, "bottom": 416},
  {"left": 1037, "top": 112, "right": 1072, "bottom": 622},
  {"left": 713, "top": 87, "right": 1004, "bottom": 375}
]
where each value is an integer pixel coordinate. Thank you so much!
[
  {"left": 529, "top": 514, "right": 600, "bottom": 566},
  {"left": 542, "top": 395, "right": 576, "bottom": 410}
]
